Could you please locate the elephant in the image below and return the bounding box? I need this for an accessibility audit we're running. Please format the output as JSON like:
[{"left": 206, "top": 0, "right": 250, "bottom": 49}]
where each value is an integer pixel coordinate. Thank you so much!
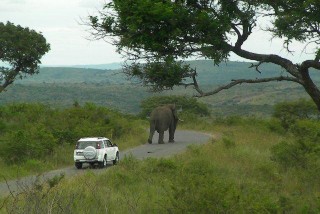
[{"left": 148, "top": 104, "right": 179, "bottom": 144}]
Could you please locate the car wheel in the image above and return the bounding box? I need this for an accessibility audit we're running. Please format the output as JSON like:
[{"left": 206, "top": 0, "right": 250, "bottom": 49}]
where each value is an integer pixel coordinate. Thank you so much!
[
  {"left": 75, "top": 162, "right": 82, "bottom": 169},
  {"left": 113, "top": 152, "right": 119, "bottom": 165},
  {"left": 99, "top": 155, "right": 107, "bottom": 168}
]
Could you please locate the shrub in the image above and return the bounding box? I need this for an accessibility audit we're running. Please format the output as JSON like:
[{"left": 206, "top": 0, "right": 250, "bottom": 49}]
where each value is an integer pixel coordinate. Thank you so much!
[
  {"left": 0, "top": 126, "right": 56, "bottom": 164},
  {"left": 271, "top": 139, "right": 320, "bottom": 169},
  {"left": 273, "top": 99, "right": 319, "bottom": 130},
  {"left": 267, "top": 118, "right": 286, "bottom": 134},
  {"left": 222, "top": 137, "right": 236, "bottom": 149},
  {"left": 290, "top": 120, "right": 320, "bottom": 142}
]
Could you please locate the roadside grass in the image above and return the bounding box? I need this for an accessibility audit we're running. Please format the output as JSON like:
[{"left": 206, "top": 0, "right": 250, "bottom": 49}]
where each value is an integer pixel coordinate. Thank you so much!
[
  {"left": 2, "top": 118, "right": 319, "bottom": 213},
  {"left": 0, "top": 121, "right": 148, "bottom": 182},
  {"left": 0, "top": 132, "right": 147, "bottom": 182}
]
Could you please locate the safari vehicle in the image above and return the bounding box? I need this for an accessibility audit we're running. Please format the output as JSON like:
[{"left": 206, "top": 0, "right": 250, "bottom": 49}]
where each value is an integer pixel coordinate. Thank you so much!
[{"left": 74, "top": 137, "right": 119, "bottom": 169}]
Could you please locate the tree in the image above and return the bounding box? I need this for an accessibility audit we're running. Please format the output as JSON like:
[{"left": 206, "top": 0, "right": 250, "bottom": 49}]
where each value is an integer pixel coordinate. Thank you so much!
[
  {"left": 0, "top": 22, "right": 50, "bottom": 92},
  {"left": 89, "top": 0, "right": 320, "bottom": 110}
]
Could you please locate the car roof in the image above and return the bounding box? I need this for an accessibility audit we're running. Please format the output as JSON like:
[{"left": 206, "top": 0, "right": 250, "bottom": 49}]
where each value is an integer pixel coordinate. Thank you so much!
[{"left": 78, "top": 137, "right": 110, "bottom": 141}]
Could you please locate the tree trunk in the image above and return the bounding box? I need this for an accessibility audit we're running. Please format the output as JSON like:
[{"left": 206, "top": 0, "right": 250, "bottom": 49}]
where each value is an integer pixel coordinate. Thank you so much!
[{"left": 300, "top": 69, "right": 320, "bottom": 111}]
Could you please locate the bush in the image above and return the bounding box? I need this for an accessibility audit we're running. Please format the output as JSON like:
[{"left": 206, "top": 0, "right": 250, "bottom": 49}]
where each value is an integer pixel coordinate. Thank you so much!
[
  {"left": 222, "top": 137, "right": 236, "bottom": 149},
  {"left": 271, "top": 137, "right": 320, "bottom": 170},
  {"left": 267, "top": 118, "right": 286, "bottom": 134},
  {"left": 273, "top": 99, "right": 319, "bottom": 130},
  {"left": 0, "top": 127, "right": 56, "bottom": 164},
  {"left": 290, "top": 120, "right": 320, "bottom": 142}
]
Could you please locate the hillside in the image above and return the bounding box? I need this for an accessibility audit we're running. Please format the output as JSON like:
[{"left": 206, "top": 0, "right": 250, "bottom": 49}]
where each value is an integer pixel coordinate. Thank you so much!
[{"left": 0, "top": 60, "right": 314, "bottom": 116}]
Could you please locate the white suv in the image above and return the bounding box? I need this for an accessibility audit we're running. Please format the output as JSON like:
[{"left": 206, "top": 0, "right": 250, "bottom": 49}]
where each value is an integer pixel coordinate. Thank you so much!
[{"left": 74, "top": 137, "right": 120, "bottom": 169}]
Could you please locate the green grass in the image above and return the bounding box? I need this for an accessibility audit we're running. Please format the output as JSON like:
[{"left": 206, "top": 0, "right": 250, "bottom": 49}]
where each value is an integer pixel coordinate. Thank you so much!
[
  {"left": 2, "top": 118, "right": 319, "bottom": 213},
  {"left": 0, "top": 131, "right": 148, "bottom": 182},
  {"left": 0, "top": 103, "right": 148, "bottom": 182}
]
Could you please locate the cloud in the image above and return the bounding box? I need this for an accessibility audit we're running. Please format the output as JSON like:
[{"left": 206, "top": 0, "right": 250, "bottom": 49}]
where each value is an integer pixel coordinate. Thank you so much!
[
  {"left": 0, "top": 0, "right": 27, "bottom": 12},
  {"left": 4, "top": 0, "right": 26, "bottom": 4}
]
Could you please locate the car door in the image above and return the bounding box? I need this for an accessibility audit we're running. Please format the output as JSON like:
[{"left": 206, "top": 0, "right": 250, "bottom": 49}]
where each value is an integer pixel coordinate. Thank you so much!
[{"left": 105, "top": 140, "right": 114, "bottom": 161}]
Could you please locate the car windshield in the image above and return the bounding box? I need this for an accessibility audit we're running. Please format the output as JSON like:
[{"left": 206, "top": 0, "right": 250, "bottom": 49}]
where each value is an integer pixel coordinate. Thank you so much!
[{"left": 77, "top": 141, "right": 98, "bottom": 149}]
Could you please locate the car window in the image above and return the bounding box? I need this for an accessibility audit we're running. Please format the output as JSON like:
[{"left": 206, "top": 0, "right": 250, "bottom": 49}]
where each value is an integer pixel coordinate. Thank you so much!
[
  {"left": 106, "top": 140, "right": 112, "bottom": 147},
  {"left": 103, "top": 140, "right": 107, "bottom": 147},
  {"left": 77, "top": 141, "right": 98, "bottom": 149},
  {"left": 100, "top": 141, "right": 105, "bottom": 148}
]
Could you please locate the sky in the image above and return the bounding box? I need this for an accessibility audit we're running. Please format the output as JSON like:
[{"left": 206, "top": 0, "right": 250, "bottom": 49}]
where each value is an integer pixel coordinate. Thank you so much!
[{"left": 0, "top": 0, "right": 317, "bottom": 66}]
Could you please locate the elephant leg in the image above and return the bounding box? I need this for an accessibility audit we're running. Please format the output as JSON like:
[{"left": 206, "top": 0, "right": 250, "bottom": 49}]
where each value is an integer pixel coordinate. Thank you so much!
[
  {"left": 148, "top": 122, "right": 155, "bottom": 144},
  {"left": 169, "top": 123, "right": 175, "bottom": 143},
  {"left": 169, "top": 129, "right": 175, "bottom": 143},
  {"left": 158, "top": 131, "right": 165, "bottom": 144}
]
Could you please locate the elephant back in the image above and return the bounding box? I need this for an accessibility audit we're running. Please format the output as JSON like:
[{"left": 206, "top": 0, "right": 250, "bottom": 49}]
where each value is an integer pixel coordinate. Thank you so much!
[{"left": 150, "top": 106, "right": 175, "bottom": 130}]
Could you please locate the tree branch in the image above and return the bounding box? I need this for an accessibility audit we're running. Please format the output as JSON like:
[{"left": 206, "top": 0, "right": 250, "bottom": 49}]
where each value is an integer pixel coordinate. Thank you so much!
[
  {"left": 229, "top": 44, "right": 301, "bottom": 78},
  {"left": 194, "top": 76, "right": 301, "bottom": 97},
  {"left": 249, "top": 61, "right": 264, "bottom": 74},
  {"left": 300, "top": 60, "right": 320, "bottom": 72}
]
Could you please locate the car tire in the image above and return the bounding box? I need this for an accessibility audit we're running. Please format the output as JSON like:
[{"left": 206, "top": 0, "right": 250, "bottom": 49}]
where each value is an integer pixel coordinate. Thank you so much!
[
  {"left": 99, "top": 155, "right": 107, "bottom": 168},
  {"left": 113, "top": 152, "right": 119, "bottom": 165},
  {"left": 75, "top": 162, "right": 82, "bottom": 169}
]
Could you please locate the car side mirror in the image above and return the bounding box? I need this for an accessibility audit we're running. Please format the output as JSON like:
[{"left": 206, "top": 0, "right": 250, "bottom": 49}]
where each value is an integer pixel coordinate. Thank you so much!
[{"left": 113, "top": 144, "right": 118, "bottom": 147}]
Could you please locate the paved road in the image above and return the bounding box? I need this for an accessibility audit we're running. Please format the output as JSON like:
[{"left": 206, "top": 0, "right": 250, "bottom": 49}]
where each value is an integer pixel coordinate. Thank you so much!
[{"left": 0, "top": 130, "right": 212, "bottom": 197}]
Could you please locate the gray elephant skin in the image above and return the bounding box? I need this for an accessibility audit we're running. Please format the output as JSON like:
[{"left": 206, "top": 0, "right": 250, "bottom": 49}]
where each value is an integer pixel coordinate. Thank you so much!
[{"left": 148, "top": 104, "right": 179, "bottom": 144}]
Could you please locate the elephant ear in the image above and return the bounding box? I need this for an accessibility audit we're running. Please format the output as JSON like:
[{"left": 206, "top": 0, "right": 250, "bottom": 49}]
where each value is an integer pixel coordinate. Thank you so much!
[{"left": 168, "top": 104, "right": 178, "bottom": 119}]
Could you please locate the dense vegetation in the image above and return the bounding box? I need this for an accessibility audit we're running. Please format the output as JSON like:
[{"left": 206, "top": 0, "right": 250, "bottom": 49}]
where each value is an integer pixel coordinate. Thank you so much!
[
  {"left": 1, "top": 106, "right": 320, "bottom": 213},
  {"left": 0, "top": 61, "right": 314, "bottom": 116},
  {"left": 0, "top": 103, "right": 146, "bottom": 180}
]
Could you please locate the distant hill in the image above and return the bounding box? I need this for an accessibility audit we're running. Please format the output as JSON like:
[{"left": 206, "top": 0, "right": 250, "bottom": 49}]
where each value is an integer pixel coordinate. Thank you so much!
[
  {"left": 70, "top": 62, "right": 123, "bottom": 70},
  {"left": 2, "top": 60, "right": 317, "bottom": 116},
  {"left": 42, "top": 62, "right": 123, "bottom": 70},
  {"left": 21, "top": 60, "right": 296, "bottom": 85},
  {"left": 17, "top": 67, "right": 128, "bottom": 84}
]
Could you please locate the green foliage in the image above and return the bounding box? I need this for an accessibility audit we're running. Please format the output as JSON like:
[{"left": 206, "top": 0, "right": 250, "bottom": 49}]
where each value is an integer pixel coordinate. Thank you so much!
[
  {"left": 267, "top": 118, "right": 286, "bottom": 134},
  {"left": 139, "top": 95, "right": 210, "bottom": 118},
  {"left": 90, "top": 0, "right": 253, "bottom": 92},
  {"left": 0, "top": 128, "right": 56, "bottom": 164},
  {"left": 1, "top": 61, "right": 313, "bottom": 117},
  {"left": 89, "top": 0, "right": 320, "bottom": 109},
  {"left": 2, "top": 117, "right": 320, "bottom": 213},
  {"left": 0, "top": 103, "right": 145, "bottom": 165},
  {"left": 124, "top": 57, "right": 195, "bottom": 91},
  {"left": 273, "top": 99, "right": 319, "bottom": 130},
  {"left": 222, "top": 137, "right": 236, "bottom": 149},
  {"left": 271, "top": 139, "right": 320, "bottom": 169},
  {"left": 92, "top": 0, "right": 231, "bottom": 61},
  {"left": 261, "top": 0, "right": 320, "bottom": 47},
  {"left": 0, "top": 22, "right": 50, "bottom": 91},
  {"left": 271, "top": 119, "right": 320, "bottom": 169},
  {"left": 291, "top": 119, "right": 320, "bottom": 141}
]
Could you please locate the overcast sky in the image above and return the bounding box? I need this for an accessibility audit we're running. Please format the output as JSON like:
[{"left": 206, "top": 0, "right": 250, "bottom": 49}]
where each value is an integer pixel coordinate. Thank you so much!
[{"left": 0, "top": 0, "right": 316, "bottom": 66}]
